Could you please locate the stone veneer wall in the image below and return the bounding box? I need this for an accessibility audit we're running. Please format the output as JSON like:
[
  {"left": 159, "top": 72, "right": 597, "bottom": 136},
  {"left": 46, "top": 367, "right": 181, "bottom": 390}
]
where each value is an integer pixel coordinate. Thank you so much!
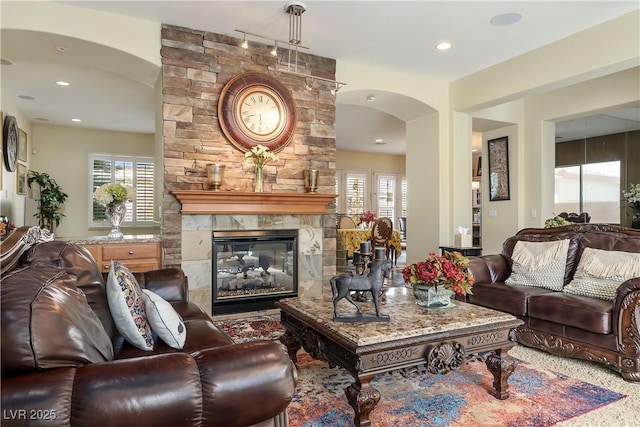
[{"left": 160, "top": 25, "right": 338, "bottom": 314}]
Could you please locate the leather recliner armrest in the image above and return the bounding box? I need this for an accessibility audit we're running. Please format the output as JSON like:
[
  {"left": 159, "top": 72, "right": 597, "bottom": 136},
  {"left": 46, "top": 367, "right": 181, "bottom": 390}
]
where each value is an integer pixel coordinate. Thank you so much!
[
  {"left": 134, "top": 267, "right": 188, "bottom": 302},
  {"left": 468, "top": 254, "right": 511, "bottom": 285},
  {"left": 194, "top": 340, "right": 297, "bottom": 427},
  {"left": 613, "top": 277, "right": 640, "bottom": 348},
  {"left": 2, "top": 343, "right": 297, "bottom": 427}
]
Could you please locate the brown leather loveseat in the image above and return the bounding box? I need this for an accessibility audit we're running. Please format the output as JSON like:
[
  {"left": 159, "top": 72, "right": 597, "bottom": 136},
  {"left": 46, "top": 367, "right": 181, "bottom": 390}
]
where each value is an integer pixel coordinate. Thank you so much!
[
  {"left": 1, "top": 227, "right": 297, "bottom": 426},
  {"left": 466, "top": 224, "right": 640, "bottom": 382}
]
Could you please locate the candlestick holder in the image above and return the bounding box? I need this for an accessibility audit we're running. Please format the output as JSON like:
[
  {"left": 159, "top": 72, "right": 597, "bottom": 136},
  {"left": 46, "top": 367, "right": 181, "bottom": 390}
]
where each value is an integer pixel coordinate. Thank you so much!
[
  {"left": 207, "top": 164, "right": 225, "bottom": 191},
  {"left": 304, "top": 169, "right": 319, "bottom": 193}
]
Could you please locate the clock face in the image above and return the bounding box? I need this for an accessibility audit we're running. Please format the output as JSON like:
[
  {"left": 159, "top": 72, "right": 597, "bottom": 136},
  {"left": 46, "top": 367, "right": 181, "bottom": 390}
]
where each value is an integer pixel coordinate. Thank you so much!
[
  {"left": 236, "top": 88, "right": 286, "bottom": 139},
  {"left": 218, "top": 72, "right": 297, "bottom": 153},
  {"left": 3, "top": 115, "right": 18, "bottom": 172}
]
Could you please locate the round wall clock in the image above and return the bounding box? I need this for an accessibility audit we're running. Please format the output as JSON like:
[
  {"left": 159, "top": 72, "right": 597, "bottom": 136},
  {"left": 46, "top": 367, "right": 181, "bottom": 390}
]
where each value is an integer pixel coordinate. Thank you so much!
[
  {"left": 218, "top": 72, "right": 297, "bottom": 153},
  {"left": 3, "top": 115, "right": 18, "bottom": 172}
]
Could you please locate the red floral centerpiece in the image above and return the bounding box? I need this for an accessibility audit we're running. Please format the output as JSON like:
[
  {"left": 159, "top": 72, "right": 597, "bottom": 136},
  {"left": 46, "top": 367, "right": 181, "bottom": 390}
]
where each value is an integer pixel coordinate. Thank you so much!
[
  {"left": 402, "top": 251, "right": 474, "bottom": 296},
  {"left": 358, "top": 210, "right": 377, "bottom": 228}
]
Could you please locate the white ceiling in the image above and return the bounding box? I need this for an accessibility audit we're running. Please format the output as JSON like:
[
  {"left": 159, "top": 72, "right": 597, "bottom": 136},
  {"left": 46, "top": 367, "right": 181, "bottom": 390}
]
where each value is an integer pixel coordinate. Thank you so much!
[{"left": 1, "top": 1, "right": 639, "bottom": 154}]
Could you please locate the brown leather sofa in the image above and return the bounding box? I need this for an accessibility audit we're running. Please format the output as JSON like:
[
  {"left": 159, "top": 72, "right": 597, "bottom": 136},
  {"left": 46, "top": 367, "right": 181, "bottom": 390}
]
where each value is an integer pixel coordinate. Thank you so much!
[
  {"left": 1, "top": 227, "right": 297, "bottom": 426},
  {"left": 466, "top": 224, "right": 640, "bottom": 382}
]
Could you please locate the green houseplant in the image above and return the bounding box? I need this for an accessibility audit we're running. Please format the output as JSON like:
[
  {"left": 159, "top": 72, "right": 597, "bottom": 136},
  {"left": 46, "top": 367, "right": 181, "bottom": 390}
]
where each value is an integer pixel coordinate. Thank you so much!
[{"left": 27, "top": 171, "right": 69, "bottom": 232}]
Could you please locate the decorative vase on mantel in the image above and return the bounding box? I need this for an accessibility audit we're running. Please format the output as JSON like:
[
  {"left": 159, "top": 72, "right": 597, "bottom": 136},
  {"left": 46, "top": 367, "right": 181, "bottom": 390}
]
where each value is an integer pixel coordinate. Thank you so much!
[
  {"left": 254, "top": 165, "right": 264, "bottom": 193},
  {"left": 106, "top": 201, "right": 126, "bottom": 240},
  {"left": 413, "top": 282, "right": 455, "bottom": 309}
]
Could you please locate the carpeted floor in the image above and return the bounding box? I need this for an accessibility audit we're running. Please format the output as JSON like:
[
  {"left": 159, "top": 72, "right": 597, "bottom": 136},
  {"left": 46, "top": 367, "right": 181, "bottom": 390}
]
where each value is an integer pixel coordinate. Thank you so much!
[{"left": 213, "top": 314, "right": 638, "bottom": 427}]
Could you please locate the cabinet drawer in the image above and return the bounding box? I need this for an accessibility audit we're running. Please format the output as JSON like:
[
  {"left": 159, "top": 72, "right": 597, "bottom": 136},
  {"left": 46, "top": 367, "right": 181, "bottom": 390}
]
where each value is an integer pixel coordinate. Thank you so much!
[
  {"left": 82, "top": 245, "right": 101, "bottom": 263},
  {"left": 100, "top": 260, "right": 160, "bottom": 272},
  {"left": 103, "top": 243, "right": 160, "bottom": 261}
]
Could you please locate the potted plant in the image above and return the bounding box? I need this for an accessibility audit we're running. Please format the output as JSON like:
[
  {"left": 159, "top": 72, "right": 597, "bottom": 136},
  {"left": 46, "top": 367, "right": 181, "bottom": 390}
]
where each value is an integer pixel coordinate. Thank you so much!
[
  {"left": 27, "top": 171, "right": 69, "bottom": 232},
  {"left": 402, "top": 251, "right": 474, "bottom": 308},
  {"left": 93, "top": 183, "right": 136, "bottom": 239}
]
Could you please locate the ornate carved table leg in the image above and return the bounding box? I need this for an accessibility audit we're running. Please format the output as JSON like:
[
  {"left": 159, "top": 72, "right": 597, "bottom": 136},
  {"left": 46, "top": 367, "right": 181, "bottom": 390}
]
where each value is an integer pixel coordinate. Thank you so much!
[
  {"left": 484, "top": 348, "right": 517, "bottom": 399},
  {"left": 279, "top": 330, "right": 302, "bottom": 366},
  {"left": 344, "top": 376, "right": 380, "bottom": 427}
]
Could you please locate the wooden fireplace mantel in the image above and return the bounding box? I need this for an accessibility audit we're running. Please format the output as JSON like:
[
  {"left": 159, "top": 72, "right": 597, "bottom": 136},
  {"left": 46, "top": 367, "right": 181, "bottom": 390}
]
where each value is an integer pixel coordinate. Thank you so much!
[{"left": 171, "top": 190, "right": 338, "bottom": 215}]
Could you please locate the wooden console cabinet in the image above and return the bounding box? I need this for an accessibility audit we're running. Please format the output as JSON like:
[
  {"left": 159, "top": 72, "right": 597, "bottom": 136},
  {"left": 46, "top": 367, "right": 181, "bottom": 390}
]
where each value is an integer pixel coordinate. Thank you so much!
[{"left": 77, "top": 240, "right": 162, "bottom": 272}]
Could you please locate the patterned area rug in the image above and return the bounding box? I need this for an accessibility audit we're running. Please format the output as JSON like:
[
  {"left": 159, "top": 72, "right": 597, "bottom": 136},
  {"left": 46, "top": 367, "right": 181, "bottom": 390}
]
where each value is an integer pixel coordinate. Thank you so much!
[{"left": 213, "top": 315, "right": 626, "bottom": 427}]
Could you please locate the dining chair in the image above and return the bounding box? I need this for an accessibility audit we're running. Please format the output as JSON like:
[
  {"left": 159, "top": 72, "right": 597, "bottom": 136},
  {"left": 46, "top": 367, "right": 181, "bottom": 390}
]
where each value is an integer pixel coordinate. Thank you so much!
[
  {"left": 338, "top": 215, "right": 357, "bottom": 229},
  {"left": 370, "top": 217, "right": 395, "bottom": 264}
]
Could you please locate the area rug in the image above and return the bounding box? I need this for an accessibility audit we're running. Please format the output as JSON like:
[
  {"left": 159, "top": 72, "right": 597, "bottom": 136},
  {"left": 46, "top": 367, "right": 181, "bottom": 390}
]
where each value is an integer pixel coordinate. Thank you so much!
[{"left": 214, "top": 315, "right": 626, "bottom": 427}]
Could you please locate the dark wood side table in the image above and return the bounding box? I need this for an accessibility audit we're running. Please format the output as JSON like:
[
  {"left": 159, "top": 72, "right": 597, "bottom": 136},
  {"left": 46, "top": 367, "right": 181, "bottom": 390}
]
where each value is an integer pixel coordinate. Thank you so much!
[{"left": 439, "top": 245, "right": 482, "bottom": 256}]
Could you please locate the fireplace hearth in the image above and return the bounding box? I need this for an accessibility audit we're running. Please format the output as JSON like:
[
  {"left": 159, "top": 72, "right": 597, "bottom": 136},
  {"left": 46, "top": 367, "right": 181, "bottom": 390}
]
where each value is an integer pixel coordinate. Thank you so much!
[{"left": 212, "top": 229, "right": 298, "bottom": 314}]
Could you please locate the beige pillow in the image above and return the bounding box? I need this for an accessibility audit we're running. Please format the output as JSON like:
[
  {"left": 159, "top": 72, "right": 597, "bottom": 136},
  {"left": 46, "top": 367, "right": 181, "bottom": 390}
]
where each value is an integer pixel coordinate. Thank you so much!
[
  {"left": 143, "top": 289, "right": 186, "bottom": 349},
  {"left": 563, "top": 248, "right": 640, "bottom": 301},
  {"left": 505, "top": 239, "right": 570, "bottom": 291}
]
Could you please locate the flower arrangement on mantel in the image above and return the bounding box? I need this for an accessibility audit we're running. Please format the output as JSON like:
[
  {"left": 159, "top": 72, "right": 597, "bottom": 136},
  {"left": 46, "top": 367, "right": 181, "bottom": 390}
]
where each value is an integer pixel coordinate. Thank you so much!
[
  {"left": 244, "top": 144, "right": 279, "bottom": 168},
  {"left": 245, "top": 144, "right": 279, "bottom": 192},
  {"left": 623, "top": 183, "right": 640, "bottom": 219},
  {"left": 93, "top": 183, "right": 136, "bottom": 207},
  {"left": 402, "top": 251, "right": 474, "bottom": 296},
  {"left": 358, "top": 210, "right": 377, "bottom": 228}
]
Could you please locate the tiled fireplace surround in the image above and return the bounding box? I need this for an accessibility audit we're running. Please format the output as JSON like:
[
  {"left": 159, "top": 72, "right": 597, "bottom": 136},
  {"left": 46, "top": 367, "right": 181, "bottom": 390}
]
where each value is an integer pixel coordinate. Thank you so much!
[
  {"left": 178, "top": 212, "right": 333, "bottom": 316},
  {"left": 160, "top": 25, "right": 339, "bottom": 316}
]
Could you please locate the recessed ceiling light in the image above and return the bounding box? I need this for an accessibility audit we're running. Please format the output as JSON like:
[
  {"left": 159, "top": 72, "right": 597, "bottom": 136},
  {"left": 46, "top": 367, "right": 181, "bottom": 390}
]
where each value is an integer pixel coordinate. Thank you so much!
[
  {"left": 0, "top": 59, "right": 13, "bottom": 66},
  {"left": 436, "top": 41, "right": 452, "bottom": 51},
  {"left": 18, "top": 95, "right": 36, "bottom": 100},
  {"left": 54, "top": 45, "right": 70, "bottom": 53},
  {"left": 490, "top": 12, "right": 522, "bottom": 26},
  {"left": 35, "top": 117, "right": 50, "bottom": 122},
  {"left": 366, "top": 95, "right": 376, "bottom": 102},
  {"left": 56, "top": 81, "right": 70, "bottom": 86},
  {"left": 71, "top": 118, "right": 82, "bottom": 122},
  {"left": 374, "top": 139, "right": 386, "bottom": 145}
]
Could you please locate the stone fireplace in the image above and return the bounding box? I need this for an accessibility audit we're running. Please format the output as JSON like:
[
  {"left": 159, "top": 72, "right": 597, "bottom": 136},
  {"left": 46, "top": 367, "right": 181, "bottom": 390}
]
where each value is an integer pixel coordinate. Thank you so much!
[
  {"left": 172, "top": 192, "right": 337, "bottom": 316},
  {"left": 160, "top": 25, "right": 339, "bottom": 316}
]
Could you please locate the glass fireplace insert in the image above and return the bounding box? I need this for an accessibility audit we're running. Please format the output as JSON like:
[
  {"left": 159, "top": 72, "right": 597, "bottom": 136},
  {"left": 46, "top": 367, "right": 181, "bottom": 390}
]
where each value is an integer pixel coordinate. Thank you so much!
[{"left": 212, "top": 229, "right": 298, "bottom": 314}]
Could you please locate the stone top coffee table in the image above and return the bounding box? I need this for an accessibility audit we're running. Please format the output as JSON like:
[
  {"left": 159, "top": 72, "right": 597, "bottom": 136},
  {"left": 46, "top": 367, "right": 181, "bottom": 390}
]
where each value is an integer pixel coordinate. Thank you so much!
[{"left": 275, "top": 287, "right": 524, "bottom": 427}]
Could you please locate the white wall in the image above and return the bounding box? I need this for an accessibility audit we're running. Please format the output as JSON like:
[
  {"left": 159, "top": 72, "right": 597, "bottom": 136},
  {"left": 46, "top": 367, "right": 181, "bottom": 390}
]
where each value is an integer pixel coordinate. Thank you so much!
[{"left": 29, "top": 125, "right": 156, "bottom": 238}]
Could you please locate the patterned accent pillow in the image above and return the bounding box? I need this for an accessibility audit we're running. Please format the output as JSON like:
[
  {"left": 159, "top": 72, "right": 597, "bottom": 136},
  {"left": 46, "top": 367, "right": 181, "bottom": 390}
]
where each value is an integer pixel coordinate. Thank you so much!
[
  {"left": 563, "top": 248, "right": 640, "bottom": 301},
  {"left": 106, "top": 261, "right": 154, "bottom": 351},
  {"left": 143, "top": 289, "right": 186, "bottom": 349},
  {"left": 505, "top": 239, "right": 570, "bottom": 291}
]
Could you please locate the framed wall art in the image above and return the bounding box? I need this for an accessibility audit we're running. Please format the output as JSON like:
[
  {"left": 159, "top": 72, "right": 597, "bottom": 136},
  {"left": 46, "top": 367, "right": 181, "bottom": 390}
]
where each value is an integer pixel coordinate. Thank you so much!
[
  {"left": 16, "top": 163, "right": 27, "bottom": 195},
  {"left": 18, "top": 128, "right": 27, "bottom": 162},
  {"left": 487, "top": 136, "right": 510, "bottom": 201}
]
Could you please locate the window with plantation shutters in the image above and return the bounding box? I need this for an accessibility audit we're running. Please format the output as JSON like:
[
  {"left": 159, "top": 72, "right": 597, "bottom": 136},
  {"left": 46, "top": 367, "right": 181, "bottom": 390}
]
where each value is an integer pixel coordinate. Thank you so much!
[
  {"left": 400, "top": 177, "right": 407, "bottom": 217},
  {"left": 375, "top": 174, "right": 396, "bottom": 219},
  {"left": 89, "top": 154, "right": 155, "bottom": 227},
  {"left": 345, "top": 172, "right": 367, "bottom": 216}
]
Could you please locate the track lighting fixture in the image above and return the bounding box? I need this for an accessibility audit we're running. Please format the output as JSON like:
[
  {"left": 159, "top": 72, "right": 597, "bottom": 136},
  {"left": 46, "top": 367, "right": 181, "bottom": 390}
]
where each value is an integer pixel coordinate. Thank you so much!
[
  {"left": 305, "top": 77, "right": 314, "bottom": 91},
  {"left": 330, "top": 82, "right": 342, "bottom": 96},
  {"left": 235, "top": 1, "right": 346, "bottom": 93}
]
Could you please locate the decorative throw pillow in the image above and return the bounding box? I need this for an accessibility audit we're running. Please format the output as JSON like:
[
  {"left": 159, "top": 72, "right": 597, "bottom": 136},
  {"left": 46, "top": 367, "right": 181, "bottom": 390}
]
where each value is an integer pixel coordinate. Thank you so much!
[
  {"left": 106, "top": 261, "right": 154, "bottom": 351},
  {"left": 505, "top": 239, "right": 570, "bottom": 291},
  {"left": 142, "top": 289, "right": 186, "bottom": 349},
  {"left": 563, "top": 248, "right": 640, "bottom": 301}
]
